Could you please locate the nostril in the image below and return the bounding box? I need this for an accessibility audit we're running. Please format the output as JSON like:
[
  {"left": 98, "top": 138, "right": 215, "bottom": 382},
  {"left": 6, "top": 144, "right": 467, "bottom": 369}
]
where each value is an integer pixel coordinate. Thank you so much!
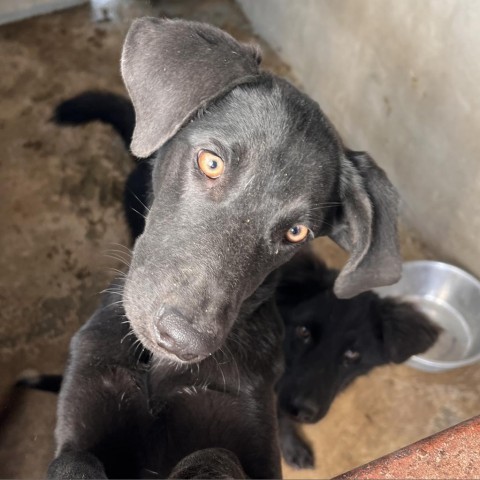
[
  {"left": 286, "top": 404, "right": 300, "bottom": 419},
  {"left": 155, "top": 325, "right": 198, "bottom": 361},
  {"left": 297, "top": 402, "right": 318, "bottom": 423},
  {"left": 286, "top": 398, "right": 318, "bottom": 423},
  {"left": 153, "top": 309, "right": 218, "bottom": 361},
  {"left": 298, "top": 410, "right": 315, "bottom": 423},
  {"left": 154, "top": 326, "right": 177, "bottom": 351}
]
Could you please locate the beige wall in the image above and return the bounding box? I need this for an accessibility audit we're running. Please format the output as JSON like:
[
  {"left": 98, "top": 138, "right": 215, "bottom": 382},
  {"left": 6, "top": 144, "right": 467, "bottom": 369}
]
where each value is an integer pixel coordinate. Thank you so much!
[
  {"left": 238, "top": 0, "right": 480, "bottom": 276},
  {"left": 0, "top": 0, "right": 86, "bottom": 25}
]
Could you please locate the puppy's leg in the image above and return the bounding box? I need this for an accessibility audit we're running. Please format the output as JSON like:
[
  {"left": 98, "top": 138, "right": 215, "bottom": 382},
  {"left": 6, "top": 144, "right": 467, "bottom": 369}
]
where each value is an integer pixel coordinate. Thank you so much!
[
  {"left": 49, "top": 363, "right": 148, "bottom": 479},
  {"left": 278, "top": 413, "right": 315, "bottom": 469},
  {"left": 48, "top": 298, "right": 149, "bottom": 478},
  {"left": 169, "top": 448, "right": 247, "bottom": 479}
]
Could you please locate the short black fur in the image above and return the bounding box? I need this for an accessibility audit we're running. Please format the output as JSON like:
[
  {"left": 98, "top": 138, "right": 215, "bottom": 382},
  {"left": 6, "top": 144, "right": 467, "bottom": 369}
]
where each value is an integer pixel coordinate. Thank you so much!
[
  {"left": 275, "top": 250, "right": 440, "bottom": 468},
  {"left": 45, "top": 18, "right": 403, "bottom": 479}
]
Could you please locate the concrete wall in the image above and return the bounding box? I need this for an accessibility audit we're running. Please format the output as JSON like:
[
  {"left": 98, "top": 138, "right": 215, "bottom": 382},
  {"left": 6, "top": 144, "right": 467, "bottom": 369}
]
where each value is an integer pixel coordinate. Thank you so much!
[
  {"left": 238, "top": 0, "right": 480, "bottom": 276},
  {"left": 0, "top": 0, "right": 86, "bottom": 25}
]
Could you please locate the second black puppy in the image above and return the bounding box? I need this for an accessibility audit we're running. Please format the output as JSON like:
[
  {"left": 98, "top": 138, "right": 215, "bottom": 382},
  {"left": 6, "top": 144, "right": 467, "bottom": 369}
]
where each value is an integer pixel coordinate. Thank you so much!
[{"left": 275, "top": 250, "right": 440, "bottom": 469}]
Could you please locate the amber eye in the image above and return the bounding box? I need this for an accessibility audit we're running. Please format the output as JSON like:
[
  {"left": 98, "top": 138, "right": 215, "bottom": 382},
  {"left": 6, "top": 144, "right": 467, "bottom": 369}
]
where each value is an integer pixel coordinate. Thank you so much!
[
  {"left": 197, "top": 150, "right": 224, "bottom": 179},
  {"left": 285, "top": 224, "right": 309, "bottom": 243}
]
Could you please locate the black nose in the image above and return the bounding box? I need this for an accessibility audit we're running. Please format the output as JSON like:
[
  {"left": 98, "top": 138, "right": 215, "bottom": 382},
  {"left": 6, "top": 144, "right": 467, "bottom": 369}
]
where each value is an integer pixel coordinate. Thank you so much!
[
  {"left": 285, "top": 397, "right": 320, "bottom": 423},
  {"left": 154, "top": 310, "right": 218, "bottom": 362}
]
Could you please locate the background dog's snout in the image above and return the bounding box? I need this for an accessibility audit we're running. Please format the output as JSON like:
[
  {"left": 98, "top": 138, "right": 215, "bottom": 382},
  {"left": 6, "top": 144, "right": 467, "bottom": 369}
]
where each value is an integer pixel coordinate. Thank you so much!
[
  {"left": 154, "top": 311, "right": 218, "bottom": 362},
  {"left": 285, "top": 397, "right": 320, "bottom": 423}
]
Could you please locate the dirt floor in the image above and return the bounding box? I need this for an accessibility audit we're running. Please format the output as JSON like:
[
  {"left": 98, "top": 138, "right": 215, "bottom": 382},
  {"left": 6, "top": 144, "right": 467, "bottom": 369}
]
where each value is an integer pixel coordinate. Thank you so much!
[{"left": 0, "top": 1, "right": 479, "bottom": 478}]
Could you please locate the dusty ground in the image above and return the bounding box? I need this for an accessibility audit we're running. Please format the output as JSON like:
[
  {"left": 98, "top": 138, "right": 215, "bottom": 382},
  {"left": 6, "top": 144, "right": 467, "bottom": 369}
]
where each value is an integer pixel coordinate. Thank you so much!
[{"left": 0, "top": 1, "right": 479, "bottom": 478}]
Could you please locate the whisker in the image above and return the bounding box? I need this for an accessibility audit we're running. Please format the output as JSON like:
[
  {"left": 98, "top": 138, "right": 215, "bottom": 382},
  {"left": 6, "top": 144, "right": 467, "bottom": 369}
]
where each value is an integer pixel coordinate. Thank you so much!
[
  {"left": 107, "top": 267, "right": 129, "bottom": 278},
  {"left": 130, "top": 191, "right": 151, "bottom": 214},
  {"left": 104, "top": 299, "right": 124, "bottom": 309},
  {"left": 106, "top": 243, "right": 133, "bottom": 256},
  {"left": 128, "top": 338, "right": 142, "bottom": 356},
  {"left": 318, "top": 218, "right": 336, "bottom": 229},
  {"left": 223, "top": 343, "right": 241, "bottom": 395},
  {"left": 213, "top": 350, "right": 227, "bottom": 393},
  {"left": 104, "top": 254, "right": 131, "bottom": 268},
  {"left": 130, "top": 207, "right": 148, "bottom": 221},
  {"left": 105, "top": 247, "right": 132, "bottom": 257},
  {"left": 243, "top": 174, "right": 255, "bottom": 190},
  {"left": 120, "top": 330, "right": 135, "bottom": 344},
  {"left": 309, "top": 203, "right": 341, "bottom": 212},
  {"left": 104, "top": 251, "right": 132, "bottom": 263},
  {"left": 144, "top": 468, "right": 159, "bottom": 475},
  {"left": 100, "top": 290, "right": 124, "bottom": 298}
]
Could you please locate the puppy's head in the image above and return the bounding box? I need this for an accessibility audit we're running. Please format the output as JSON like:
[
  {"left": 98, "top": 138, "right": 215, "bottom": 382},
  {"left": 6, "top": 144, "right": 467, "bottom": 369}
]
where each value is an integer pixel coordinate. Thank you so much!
[
  {"left": 121, "top": 18, "right": 402, "bottom": 363},
  {"left": 276, "top": 253, "right": 440, "bottom": 423}
]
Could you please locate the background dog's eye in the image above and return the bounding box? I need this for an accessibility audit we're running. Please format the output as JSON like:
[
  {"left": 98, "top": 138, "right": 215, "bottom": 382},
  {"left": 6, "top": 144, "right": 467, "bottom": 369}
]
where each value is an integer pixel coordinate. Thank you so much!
[
  {"left": 343, "top": 349, "right": 361, "bottom": 365},
  {"left": 295, "top": 325, "right": 311, "bottom": 342},
  {"left": 197, "top": 150, "right": 224, "bottom": 179},
  {"left": 285, "top": 224, "right": 309, "bottom": 243}
]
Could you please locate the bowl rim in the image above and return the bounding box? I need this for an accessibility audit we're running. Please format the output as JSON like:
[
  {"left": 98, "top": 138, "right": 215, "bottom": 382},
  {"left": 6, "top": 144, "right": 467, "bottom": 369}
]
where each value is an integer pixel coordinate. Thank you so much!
[
  {"left": 387, "top": 260, "right": 480, "bottom": 370},
  {"left": 403, "top": 260, "right": 480, "bottom": 290}
]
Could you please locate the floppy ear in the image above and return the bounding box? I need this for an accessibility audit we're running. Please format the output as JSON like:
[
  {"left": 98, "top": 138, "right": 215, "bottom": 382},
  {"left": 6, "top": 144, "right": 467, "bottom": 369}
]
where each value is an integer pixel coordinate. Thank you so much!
[
  {"left": 330, "top": 150, "right": 402, "bottom": 298},
  {"left": 376, "top": 297, "right": 441, "bottom": 363},
  {"left": 121, "top": 17, "right": 261, "bottom": 158}
]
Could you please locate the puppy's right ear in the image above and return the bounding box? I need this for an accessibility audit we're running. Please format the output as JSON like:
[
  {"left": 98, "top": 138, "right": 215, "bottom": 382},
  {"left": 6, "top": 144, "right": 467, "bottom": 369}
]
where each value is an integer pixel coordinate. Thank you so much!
[
  {"left": 121, "top": 18, "right": 261, "bottom": 158},
  {"left": 376, "top": 297, "right": 441, "bottom": 363},
  {"left": 330, "top": 150, "right": 402, "bottom": 299}
]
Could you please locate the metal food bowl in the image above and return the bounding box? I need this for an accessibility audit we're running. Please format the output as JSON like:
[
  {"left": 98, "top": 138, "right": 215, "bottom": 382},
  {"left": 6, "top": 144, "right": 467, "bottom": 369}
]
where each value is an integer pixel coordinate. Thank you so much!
[{"left": 374, "top": 260, "right": 480, "bottom": 372}]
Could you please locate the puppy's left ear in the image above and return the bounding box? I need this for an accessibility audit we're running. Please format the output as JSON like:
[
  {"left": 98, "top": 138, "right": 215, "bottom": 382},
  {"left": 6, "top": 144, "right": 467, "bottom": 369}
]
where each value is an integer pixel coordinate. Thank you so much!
[
  {"left": 377, "top": 297, "right": 441, "bottom": 363},
  {"left": 330, "top": 150, "right": 402, "bottom": 298},
  {"left": 121, "top": 18, "right": 261, "bottom": 158}
]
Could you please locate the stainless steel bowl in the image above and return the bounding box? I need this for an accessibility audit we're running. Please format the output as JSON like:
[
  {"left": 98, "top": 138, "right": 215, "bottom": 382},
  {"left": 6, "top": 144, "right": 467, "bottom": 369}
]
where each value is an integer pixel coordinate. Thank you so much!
[{"left": 374, "top": 260, "right": 480, "bottom": 372}]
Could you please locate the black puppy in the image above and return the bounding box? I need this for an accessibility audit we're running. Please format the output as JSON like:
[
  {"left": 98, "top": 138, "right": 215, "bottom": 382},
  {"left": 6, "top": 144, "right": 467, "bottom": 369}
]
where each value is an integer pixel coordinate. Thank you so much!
[
  {"left": 19, "top": 251, "right": 439, "bottom": 472},
  {"left": 46, "top": 18, "right": 402, "bottom": 478},
  {"left": 49, "top": 89, "right": 435, "bottom": 473},
  {"left": 275, "top": 251, "right": 440, "bottom": 469},
  {"left": 19, "top": 250, "right": 439, "bottom": 472}
]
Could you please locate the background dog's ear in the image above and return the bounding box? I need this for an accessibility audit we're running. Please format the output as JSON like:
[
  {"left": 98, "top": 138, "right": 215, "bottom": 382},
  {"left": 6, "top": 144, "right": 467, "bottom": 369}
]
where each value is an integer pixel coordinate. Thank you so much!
[
  {"left": 376, "top": 297, "right": 441, "bottom": 363},
  {"left": 121, "top": 17, "right": 261, "bottom": 158},
  {"left": 330, "top": 150, "right": 402, "bottom": 298}
]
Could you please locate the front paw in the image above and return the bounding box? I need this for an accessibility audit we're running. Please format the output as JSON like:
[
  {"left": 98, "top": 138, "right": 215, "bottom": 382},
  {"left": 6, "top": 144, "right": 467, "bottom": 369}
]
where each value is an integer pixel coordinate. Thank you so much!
[
  {"left": 47, "top": 451, "right": 107, "bottom": 479},
  {"left": 282, "top": 436, "right": 315, "bottom": 469},
  {"left": 169, "top": 448, "right": 246, "bottom": 479}
]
